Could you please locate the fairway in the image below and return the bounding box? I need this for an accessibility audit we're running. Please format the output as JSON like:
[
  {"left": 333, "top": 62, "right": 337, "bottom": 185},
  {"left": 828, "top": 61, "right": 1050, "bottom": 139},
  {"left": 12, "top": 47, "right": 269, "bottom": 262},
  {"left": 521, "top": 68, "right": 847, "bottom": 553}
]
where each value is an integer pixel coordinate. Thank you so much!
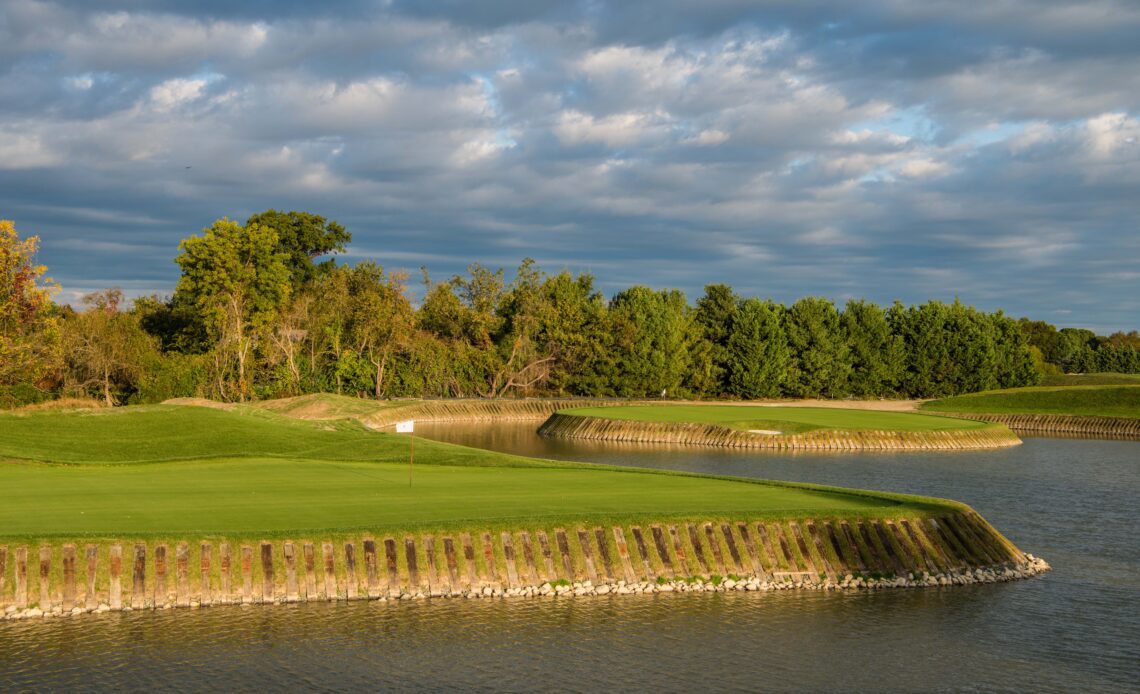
[
  {"left": 921, "top": 385, "right": 1140, "bottom": 418},
  {"left": 0, "top": 404, "right": 942, "bottom": 541},
  {"left": 560, "top": 404, "right": 993, "bottom": 434}
]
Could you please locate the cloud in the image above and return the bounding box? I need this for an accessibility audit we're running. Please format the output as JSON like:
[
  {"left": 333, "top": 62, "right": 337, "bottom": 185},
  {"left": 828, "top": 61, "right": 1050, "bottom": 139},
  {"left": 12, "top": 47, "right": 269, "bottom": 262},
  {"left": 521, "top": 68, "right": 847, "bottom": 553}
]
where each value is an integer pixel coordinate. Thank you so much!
[{"left": 0, "top": 1, "right": 1136, "bottom": 333}]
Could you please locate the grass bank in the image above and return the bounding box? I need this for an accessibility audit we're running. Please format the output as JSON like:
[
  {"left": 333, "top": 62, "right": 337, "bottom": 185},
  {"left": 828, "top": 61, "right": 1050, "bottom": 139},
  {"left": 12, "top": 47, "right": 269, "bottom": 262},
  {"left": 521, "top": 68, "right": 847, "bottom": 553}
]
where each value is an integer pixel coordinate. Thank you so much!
[{"left": 921, "top": 385, "right": 1140, "bottom": 418}]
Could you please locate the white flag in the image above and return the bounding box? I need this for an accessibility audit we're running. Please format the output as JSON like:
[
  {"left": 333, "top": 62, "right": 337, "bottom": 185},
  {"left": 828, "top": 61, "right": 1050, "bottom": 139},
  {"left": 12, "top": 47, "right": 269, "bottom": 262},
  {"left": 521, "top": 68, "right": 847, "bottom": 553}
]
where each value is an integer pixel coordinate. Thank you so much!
[{"left": 395, "top": 420, "right": 415, "bottom": 433}]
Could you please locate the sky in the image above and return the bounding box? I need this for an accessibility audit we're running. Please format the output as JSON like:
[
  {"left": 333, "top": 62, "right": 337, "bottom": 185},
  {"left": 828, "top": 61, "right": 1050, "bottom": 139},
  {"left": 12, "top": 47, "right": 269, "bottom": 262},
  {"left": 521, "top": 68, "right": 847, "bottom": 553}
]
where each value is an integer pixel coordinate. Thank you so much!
[{"left": 1, "top": 1, "right": 1137, "bottom": 333}]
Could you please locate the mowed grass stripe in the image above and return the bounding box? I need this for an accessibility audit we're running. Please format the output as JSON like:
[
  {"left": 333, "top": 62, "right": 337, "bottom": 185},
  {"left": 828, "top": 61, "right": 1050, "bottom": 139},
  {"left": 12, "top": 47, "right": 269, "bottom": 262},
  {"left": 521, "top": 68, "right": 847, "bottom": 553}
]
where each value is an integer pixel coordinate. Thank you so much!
[
  {"left": 0, "top": 458, "right": 901, "bottom": 538},
  {"left": 560, "top": 404, "right": 994, "bottom": 433}
]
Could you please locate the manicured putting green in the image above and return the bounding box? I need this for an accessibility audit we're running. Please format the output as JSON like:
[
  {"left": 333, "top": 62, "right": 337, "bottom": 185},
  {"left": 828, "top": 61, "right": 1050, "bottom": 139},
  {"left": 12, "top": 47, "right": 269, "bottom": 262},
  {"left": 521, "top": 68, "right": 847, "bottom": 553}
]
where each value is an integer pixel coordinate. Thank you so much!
[
  {"left": 922, "top": 385, "right": 1140, "bottom": 418},
  {"left": 0, "top": 405, "right": 944, "bottom": 540},
  {"left": 560, "top": 404, "right": 993, "bottom": 434}
]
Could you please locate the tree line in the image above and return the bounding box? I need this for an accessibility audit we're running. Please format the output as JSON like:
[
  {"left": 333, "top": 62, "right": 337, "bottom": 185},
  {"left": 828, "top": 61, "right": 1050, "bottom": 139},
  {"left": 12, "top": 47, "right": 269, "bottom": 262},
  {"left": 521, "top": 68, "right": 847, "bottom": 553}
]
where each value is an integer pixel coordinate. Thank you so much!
[{"left": 2, "top": 213, "right": 1135, "bottom": 407}]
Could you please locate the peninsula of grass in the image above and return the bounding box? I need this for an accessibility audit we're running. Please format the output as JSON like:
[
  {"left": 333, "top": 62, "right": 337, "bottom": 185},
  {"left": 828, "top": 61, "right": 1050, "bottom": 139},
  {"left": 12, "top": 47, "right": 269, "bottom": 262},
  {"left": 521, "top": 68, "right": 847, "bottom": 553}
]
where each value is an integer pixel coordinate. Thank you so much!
[
  {"left": 0, "top": 404, "right": 960, "bottom": 543},
  {"left": 921, "top": 385, "right": 1140, "bottom": 418},
  {"left": 558, "top": 404, "right": 995, "bottom": 434}
]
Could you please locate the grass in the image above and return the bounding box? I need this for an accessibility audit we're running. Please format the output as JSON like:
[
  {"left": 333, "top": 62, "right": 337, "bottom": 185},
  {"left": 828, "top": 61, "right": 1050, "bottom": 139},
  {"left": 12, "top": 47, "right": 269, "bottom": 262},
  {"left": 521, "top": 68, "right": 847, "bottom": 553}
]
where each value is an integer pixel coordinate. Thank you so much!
[
  {"left": 0, "top": 404, "right": 961, "bottom": 543},
  {"left": 558, "top": 404, "right": 995, "bottom": 434},
  {"left": 921, "top": 385, "right": 1140, "bottom": 418},
  {"left": 1039, "top": 373, "right": 1140, "bottom": 387}
]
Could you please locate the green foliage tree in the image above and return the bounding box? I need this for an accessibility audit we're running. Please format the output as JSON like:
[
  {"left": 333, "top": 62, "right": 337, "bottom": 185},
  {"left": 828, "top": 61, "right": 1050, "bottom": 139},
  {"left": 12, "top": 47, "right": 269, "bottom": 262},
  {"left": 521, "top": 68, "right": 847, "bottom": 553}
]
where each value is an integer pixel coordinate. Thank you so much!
[
  {"left": 841, "top": 299, "right": 903, "bottom": 396},
  {"left": 694, "top": 284, "right": 739, "bottom": 395},
  {"left": 606, "top": 286, "right": 693, "bottom": 397},
  {"left": 725, "top": 298, "right": 788, "bottom": 398},
  {"left": 784, "top": 297, "right": 850, "bottom": 397},
  {"left": 174, "top": 218, "right": 291, "bottom": 401},
  {"left": 63, "top": 289, "right": 158, "bottom": 405},
  {"left": 244, "top": 210, "right": 350, "bottom": 290}
]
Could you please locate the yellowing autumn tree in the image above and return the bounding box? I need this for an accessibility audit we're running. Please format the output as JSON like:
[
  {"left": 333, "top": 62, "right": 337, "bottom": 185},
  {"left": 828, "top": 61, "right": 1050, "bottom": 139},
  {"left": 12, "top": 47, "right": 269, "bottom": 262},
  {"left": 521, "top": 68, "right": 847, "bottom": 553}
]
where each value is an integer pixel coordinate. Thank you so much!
[{"left": 0, "top": 219, "right": 62, "bottom": 390}]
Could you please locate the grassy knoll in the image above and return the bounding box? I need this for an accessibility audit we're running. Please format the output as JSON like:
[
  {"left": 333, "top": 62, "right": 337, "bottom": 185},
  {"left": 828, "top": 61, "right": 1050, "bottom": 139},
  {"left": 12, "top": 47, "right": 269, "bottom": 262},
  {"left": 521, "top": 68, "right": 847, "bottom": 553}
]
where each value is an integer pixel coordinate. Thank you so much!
[
  {"left": 1039, "top": 373, "right": 1140, "bottom": 387},
  {"left": 0, "top": 404, "right": 954, "bottom": 542},
  {"left": 559, "top": 404, "right": 996, "bottom": 434},
  {"left": 921, "top": 385, "right": 1140, "bottom": 418}
]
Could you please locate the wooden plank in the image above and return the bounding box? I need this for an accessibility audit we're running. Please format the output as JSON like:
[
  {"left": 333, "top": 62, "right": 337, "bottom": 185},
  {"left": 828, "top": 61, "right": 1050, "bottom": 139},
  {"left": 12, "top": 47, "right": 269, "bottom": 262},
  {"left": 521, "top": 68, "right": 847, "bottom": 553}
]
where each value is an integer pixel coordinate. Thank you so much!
[
  {"left": 686, "top": 524, "right": 710, "bottom": 575},
  {"left": 575, "top": 529, "right": 599, "bottom": 584},
  {"left": 536, "top": 531, "right": 557, "bottom": 581},
  {"left": 927, "top": 518, "right": 970, "bottom": 568},
  {"left": 736, "top": 523, "right": 764, "bottom": 577},
  {"left": 402, "top": 538, "right": 420, "bottom": 592},
  {"left": 107, "top": 545, "right": 121, "bottom": 609},
  {"left": 520, "top": 532, "right": 540, "bottom": 585},
  {"left": 630, "top": 526, "right": 655, "bottom": 579},
  {"left": 364, "top": 539, "right": 380, "bottom": 598},
  {"left": 612, "top": 528, "right": 637, "bottom": 583},
  {"left": 176, "top": 543, "right": 190, "bottom": 607},
  {"left": 131, "top": 543, "right": 146, "bottom": 609},
  {"left": 84, "top": 544, "right": 98, "bottom": 607},
  {"left": 443, "top": 537, "right": 460, "bottom": 592},
  {"left": 62, "top": 544, "right": 76, "bottom": 611},
  {"left": 154, "top": 544, "right": 169, "bottom": 607},
  {"left": 481, "top": 533, "right": 499, "bottom": 587},
  {"left": 554, "top": 529, "right": 576, "bottom": 581},
  {"left": 829, "top": 521, "right": 864, "bottom": 572},
  {"left": 460, "top": 533, "right": 478, "bottom": 588},
  {"left": 593, "top": 528, "right": 615, "bottom": 582},
  {"left": 804, "top": 522, "right": 836, "bottom": 581},
  {"left": 284, "top": 542, "right": 299, "bottom": 601},
  {"left": 15, "top": 547, "right": 29, "bottom": 608},
  {"left": 500, "top": 533, "right": 520, "bottom": 588},
  {"left": 901, "top": 520, "right": 944, "bottom": 573},
  {"left": 39, "top": 546, "right": 52, "bottom": 611},
  {"left": 424, "top": 535, "right": 440, "bottom": 594},
  {"left": 260, "top": 542, "right": 275, "bottom": 602},
  {"left": 219, "top": 543, "right": 232, "bottom": 602},
  {"left": 240, "top": 545, "right": 253, "bottom": 603},
  {"left": 343, "top": 542, "right": 358, "bottom": 599},
  {"left": 200, "top": 543, "right": 213, "bottom": 606},
  {"left": 703, "top": 523, "right": 727, "bottom": 575},
  {"left": 720, "top": 524, "right": 746, "bottom": 575},
  {"left": 301, "top": 542, "right": 315, "bottom": 599},
  {"left": 787, "top": 523, "right": 818, "bottom": 576},
  {"left": 322, "top": 541, "right": 337, "bottom": 599},
  {"left": 769, "top": 524, "right": 797, "bottom": 571},
  {"left": 665, "top": 521, "right": 679, "bottom": 576},
  {"left": 869, "top": 522, "right": 908, "bottom": 575},
  {"left": 384, "top": 538, "right": 400, "bottom": 595},
  {"left": 754, "top": 523, "right": 781, "bottom": 571}
]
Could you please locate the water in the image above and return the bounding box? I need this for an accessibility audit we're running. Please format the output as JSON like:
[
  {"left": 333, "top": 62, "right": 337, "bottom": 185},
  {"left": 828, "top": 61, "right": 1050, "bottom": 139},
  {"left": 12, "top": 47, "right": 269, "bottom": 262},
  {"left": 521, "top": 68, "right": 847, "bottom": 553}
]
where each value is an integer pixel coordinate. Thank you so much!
[{"left": 2, "top": 424, "right": 1138, "bottom": 692}]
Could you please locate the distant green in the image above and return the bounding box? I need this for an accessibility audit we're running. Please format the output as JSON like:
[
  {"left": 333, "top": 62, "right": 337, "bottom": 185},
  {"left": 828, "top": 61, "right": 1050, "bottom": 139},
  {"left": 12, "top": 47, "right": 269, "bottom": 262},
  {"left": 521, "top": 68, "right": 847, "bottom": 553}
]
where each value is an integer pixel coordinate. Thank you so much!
[
  {"left": 921, "top": 385, "right": 1140, "bottom": 418},
  {"left": 0, "top": 405, "right": 951, "bottom": 541},
  {"left": 559, "top": 404, "right": 994, "bottom": 434},
  {"left": 1039, "top": 373, "right": 1140, "bottom": 387}
]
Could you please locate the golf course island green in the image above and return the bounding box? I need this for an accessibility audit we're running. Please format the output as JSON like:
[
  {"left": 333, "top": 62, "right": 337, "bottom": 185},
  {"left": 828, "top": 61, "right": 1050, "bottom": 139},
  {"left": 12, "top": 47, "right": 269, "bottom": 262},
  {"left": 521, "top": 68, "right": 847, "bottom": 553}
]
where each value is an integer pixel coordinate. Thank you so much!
[
  {"left": 921, "top": 385, "right": 1140, "bottom": 438},
  {"left": 538, "top": 404, "right": 1022, "bottom": 450},
  {"left": 0, "top": 399, "right": 1047, "bottom": 619}
]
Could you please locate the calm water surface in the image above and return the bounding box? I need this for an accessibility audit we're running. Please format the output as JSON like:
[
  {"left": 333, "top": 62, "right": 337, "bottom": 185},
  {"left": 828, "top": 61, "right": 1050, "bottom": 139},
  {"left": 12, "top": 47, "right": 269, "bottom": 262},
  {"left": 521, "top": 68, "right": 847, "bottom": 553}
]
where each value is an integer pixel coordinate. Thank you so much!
[{"left": 2, "top": 424, "right": 1137, "bottom": 693}]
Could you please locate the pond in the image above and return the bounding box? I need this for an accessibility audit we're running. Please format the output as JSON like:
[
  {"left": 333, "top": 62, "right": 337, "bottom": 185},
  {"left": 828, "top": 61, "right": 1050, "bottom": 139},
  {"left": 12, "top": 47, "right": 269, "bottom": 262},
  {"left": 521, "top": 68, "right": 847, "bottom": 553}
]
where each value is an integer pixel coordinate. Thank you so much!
[{"left": 1, "top": 424, "right": 1137, "bottom": 692}]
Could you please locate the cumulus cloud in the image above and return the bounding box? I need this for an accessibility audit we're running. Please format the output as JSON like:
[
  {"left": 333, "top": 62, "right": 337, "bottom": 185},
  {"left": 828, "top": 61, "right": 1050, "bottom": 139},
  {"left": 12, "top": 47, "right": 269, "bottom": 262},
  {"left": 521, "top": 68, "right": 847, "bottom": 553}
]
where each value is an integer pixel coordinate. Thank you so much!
[{"left": 0, "top": 1, "right": 1137, "bottom": 332}]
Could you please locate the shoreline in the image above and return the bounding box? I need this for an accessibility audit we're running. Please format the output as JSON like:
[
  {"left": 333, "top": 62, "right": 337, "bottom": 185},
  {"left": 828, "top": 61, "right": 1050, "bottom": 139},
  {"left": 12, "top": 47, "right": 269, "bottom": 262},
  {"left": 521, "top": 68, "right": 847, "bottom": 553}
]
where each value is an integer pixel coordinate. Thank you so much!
[
  {"left": 537, "top": 412, "right": 1022, "bottom": 450},
  {"left": 933, "top": 412, "right": 1140, "bottom": 439},
  {"left": 1, "top": 512, "right": 1045, "bottom": 621}
]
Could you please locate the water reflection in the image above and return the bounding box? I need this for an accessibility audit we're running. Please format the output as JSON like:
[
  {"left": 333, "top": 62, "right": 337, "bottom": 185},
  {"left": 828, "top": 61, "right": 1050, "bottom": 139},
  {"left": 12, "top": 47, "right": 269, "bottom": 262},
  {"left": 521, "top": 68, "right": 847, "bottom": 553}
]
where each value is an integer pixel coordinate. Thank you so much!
[{"left": 1, "top": 423, "right": 1138, "bottom": 692}]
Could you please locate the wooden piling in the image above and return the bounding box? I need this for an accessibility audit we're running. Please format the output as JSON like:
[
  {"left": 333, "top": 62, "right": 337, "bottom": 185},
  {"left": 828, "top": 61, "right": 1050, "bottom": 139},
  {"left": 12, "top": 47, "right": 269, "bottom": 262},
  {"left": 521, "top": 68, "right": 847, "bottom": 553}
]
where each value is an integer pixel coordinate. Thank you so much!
[
  {"left": 384, "top": 538, "right": 400, "bottom": 595},
  {"left": 443, "top": 537, "right": 460, "bottom": 591},
  {"left": 108, "top": 545, "right": 121, "bottom": 609},
  {"left": 686, "top": 524, "right": 710, "bottom": 575},
  {"left": 520, "top": 532, "right": 540, "bottom": 585},
  {"left": 284, "top": 542, "right": 299, "bottom": 601},
  {"left": 536, "top": 531, "right": 557, "bottom": 581},
  {"left": 555, "top": 529, "right": 575, "bottom": 581},
  {"left": 154, "top": 544, "right": 168, "bottom": 607},
  {"left": 302, "top": 542, "right": 316, "bottom": 598},
  {"left": 703, "top": 523, "right": 727, "bottom": 575},
  {"left": 612, "top": 528, "right": 638, "bottom": 583},
  {"left": 501, "top": 533, "right": 521, "bottom": 589},
  {"left": 343, "top": 542, "right": 357, "bottom": 599},
  {"left": 62, "top": 545, "right": 76, "bottom": 611},
  {"left": 364, "top": 539, "right": 380, "bottom": 598},
  {"left": 84, "top": 545, "right": 98, "bottom": 608},
  {"left": 461, "top": 533, "right": 478, "bottom": 588},
  {"left": 176, "top": 543, "right": 189, "bottom": 607},
  {"left": 630, "top": 526, "right": 655, "bottom": 579},
  {"left": 322, "top": 541, "right": 336, "bottom": 599},
  {"left": 480, "top": 533, "right": 498, "bottom": 587},
  {"left": 219, "top": 543, "right": 232, "bottom": 602},
  {"left": 260, "top": 542, "right": 275, "bottom": 602},
  {"left": 200, "top": 543, "right": 213, "bottom": 605},
  {"left": 240, "top": 545, "right": 253, "bottom": 603},
  {"left": 593, "top": 528, "right": 615, "bottom": 582},
  {"left": 39, "top": 546, "right": 52, "bottom": 610},
  {"left": 131, "top": 543, "right": 146, "bottom": 609},
  {"left": 650, "top": 526, "right": 674, "bottom": 578},
  {"left": 575, "top": 529, "right": 599, "bottom": 584}
]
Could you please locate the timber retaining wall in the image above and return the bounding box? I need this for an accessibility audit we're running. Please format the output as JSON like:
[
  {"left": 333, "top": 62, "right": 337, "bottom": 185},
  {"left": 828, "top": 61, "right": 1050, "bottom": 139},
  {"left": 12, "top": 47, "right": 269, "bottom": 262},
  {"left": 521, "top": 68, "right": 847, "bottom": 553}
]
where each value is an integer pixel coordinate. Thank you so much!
[
  {"left": 537, "top": 413, "right": 1022, "bottom": 450},
  {"left": 935, "top": 412, "right": 1140, "bottom": 439},
  {"left": 359, "top": 399, "right": 621, "bottom": 429},
  {"left": 1, "top": 512, "right": 1047, "bottom": 620}
]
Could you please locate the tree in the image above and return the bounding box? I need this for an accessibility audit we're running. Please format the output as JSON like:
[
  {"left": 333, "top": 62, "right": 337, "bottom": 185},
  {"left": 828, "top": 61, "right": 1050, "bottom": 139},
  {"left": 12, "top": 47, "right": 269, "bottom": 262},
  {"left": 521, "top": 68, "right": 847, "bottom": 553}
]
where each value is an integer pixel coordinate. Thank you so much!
[
  {"left": 606, "top": 286, "right": 693, "bottom": 397},
  {"left": 175, "top": 218, "right": 291, "bottom": 401},
  {"left": 725, "top": 298, "right": 788, "bottom": 398},
  {"left": 841, "top": 299, "right": 903, "bottom": 396},
  {"left": 0, "top": 219, "right": 62, "bottom": 389},
  {"left": 245, "top": 210, "right": 351, "bottom": 290},
  {"left": 63, "top": 289, "right": 157, "bottom": 405},
  {"left": 694, "top": 284, "right": 739, "bottom": 395},
  {"left": 785, "top": 297, "right": 850, "bottom": 397}
]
